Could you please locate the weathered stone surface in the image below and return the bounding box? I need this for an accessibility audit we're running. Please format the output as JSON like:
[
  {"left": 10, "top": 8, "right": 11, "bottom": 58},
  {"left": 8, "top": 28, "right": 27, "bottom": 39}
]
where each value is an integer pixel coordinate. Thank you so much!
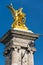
[
  {"left": 0, "top": 29, "right": 40, "bottom": 44},
  {"left": 0, "top": 29, "right": 40, "bottom": 65},
  {"left": 11, "top": 37, "right": 32, "bottom": 48}
]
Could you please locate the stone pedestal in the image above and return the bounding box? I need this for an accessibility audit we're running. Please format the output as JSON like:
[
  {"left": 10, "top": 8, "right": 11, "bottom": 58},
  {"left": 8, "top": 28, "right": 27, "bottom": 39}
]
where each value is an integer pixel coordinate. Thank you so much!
[{"left": 0, "top": 29, "right": 40, "bottom": 65}]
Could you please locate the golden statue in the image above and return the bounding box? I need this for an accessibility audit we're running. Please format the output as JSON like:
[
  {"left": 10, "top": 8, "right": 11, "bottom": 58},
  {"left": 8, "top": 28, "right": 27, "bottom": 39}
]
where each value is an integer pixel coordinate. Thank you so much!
[{"left": 7, "top": 5, "right": 28, "bottom": 30}]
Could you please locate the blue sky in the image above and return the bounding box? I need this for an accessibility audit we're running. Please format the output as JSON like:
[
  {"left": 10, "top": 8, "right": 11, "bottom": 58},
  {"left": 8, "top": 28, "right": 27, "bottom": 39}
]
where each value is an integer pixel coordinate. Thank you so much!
[{"left": 0, "top": 0, "right": 43, "bottom": 65}]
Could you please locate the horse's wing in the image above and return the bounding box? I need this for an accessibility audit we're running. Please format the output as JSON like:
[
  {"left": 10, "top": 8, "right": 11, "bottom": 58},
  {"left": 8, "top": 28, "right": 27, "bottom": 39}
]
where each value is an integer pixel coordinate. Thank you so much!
[{"left": 7, "top": 5, "right": 15, "bottom": 17}]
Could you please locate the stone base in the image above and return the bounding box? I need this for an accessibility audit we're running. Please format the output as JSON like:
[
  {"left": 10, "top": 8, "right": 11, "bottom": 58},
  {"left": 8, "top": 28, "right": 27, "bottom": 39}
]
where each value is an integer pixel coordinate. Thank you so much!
[{"left": 0, "top": 29, "right": 40, "bottom": 65}]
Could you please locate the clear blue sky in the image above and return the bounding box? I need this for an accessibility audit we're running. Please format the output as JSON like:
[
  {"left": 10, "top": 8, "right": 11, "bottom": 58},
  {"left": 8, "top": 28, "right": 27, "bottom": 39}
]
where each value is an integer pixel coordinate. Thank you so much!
[{"left": 0, "top": 0, "right": 43, "bottom": 65}]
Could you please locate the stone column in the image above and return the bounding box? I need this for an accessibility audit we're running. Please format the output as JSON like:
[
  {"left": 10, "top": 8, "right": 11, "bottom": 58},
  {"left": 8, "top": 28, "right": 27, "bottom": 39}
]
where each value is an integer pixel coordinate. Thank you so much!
[
  {"left": 23, "top": 50, "right": 28, "bottom": 65},
  {"left": 5, "top": 50, "right": 12, "bottom": 65},
  {"left": 11, "top": 46, "right": 21, "bottom": 65},
  {"left": 0, "top": 29, "right": 40, "bottom": 65},
  {"left": 5, "top": 56, "right": 10, "bottom": 65},
  {"left": 28, "top": 51, "right": 34, "bottom": 65}
]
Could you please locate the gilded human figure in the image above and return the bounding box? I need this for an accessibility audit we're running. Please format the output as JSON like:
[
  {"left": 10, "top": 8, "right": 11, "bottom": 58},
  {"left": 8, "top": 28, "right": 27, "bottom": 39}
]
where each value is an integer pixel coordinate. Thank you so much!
[{"left": 7, "top": 5, "right": 28, "bottom": 30}]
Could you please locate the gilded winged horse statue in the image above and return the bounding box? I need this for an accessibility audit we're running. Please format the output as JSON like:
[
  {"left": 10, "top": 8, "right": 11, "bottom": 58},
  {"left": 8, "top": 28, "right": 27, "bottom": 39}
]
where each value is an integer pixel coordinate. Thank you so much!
[{"left": 7, "top": 5, "right": 28, "bottom": 30}]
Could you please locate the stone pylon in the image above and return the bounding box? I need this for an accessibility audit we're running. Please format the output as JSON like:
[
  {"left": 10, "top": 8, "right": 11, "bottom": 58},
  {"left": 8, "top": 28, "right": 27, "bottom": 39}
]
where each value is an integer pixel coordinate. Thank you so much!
[{"left": 0, "top": 29, "right": 40, "bottom": 65}]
